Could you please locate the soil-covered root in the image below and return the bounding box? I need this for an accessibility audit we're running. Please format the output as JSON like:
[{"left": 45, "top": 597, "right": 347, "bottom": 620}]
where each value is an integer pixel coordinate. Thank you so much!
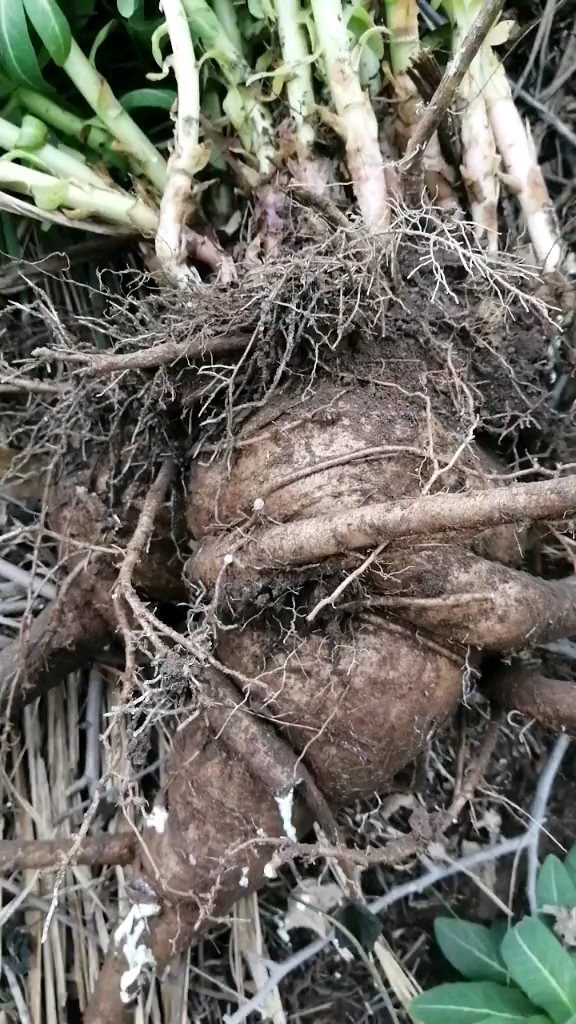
[
  {"left": 217, "top": 616, "right": 465, "bottom": 802},
  {"left": 368, "top": 546, "right": 576, "bottom": 651},
  {"left": 84, "top": 704, "right": 321, "bottom": 1023},
  {"left": 185, "top": 376, "right": 576, "bottom": 655},
  {"left": 0, "top": 568, "right": 114, "bottom": 715},
  {"left": 483, "top": 661, "right": 576, "bottom": 733}
]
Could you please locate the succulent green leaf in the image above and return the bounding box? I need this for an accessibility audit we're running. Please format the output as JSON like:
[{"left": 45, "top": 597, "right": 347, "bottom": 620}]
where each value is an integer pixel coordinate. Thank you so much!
[
  {"left": 22, "top": 0, "right": 71, "bottom": 66},
  {"left": 434, "top": 919, "right": 509, "bottom": 983},
  {"left": 0, "top": 0, "right": 47, "bottom": 91},
  {"left": 89, "top": 20, "right": 117, "bottom": 66},
  {"left": 120, "top": 88, "right": 176, "bottom": 111},
  {"left": 472, "top": 1018, "right": 551, "bottom": 1024},
  {"left": 17, "top": 113, "right": 47, "bottom": 148},
  {"left": 247, "top": 0, "right": 275, "bottom": 20},
  {"left": 346, "top": 6, "right": 384, "bottom": 58},
  {"left": 564, "top": 846, "right": 576, "bottom": 889},
  {"left": 222, "top": 84, "right": 245, "bottom": 132},
  {"left": 411, "top": 981, "right": 538, "bottom": 1024},
  {"left": 30, "top": 179, "right": 68, "bottom": 209},
  {"left": 537, "top": 857, "right": 576, "bottom": 911},
  {"left": 501, "top": 919, "right": 576, "bottom": 1023},
  {"left": 117, "top": 0, "right": 141, "bottom": 16}
]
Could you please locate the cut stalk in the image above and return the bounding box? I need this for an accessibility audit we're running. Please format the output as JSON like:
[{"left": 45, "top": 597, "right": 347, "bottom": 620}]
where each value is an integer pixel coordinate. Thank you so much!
[
  {"left": 62, "top": 41, "right": 167, "bottom": 191},
  {"left": 0, "top": 117, "right": 108, "bottom": 188},
  {"left": 0, "top": 161, "right": 158, "bottom": 233},
  {"left": 309, "top": 0, "right": 388, "bottom": 230},
  {"left": 482, "top": 47, "right": 564, "bottom": 270},
  {"left": 156, "top": 0, "right": 202, "bottom": 284},
  {"left": 274, "top": 0, "right": 316, "bottom": 153}
]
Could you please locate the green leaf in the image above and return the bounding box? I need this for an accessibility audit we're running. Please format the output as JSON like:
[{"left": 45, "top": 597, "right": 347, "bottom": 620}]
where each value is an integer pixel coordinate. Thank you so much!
[
  {"left": 564, "top": 846, "right": 576, "bottom": 889},
  {"left": 30, "top": 179, "right": 68, "bottom": 209},
  {"left": 537, "top": 857, "right": 576, "bottom": 911},
  {"left": 411, "top": 981, "right": 538, "bottom": 1024},
  {"left": 246, "top": 0, "right": 274, "bottom": 20},
  {"left": 501, "top": 919, "right": 576, "bottom": 1023},
  {"left": 22, "top": 0, "right": 71, "bottom": 66},
  {"left": 16, "top": 113, "right": 47, "bottom": 148},
  {"left": 120, "top": 88, "right": 176, "bottom": 111},
  {"left": 0, "top": 0, "right": 47, "bottom": 90},
  {"left": 88, "top": 20, "right": 117, "bottom": 65},
  {"left": 434, "top": 919, "right": 509, "bottom": 983},
  {"left": 346, "top": 5, "right": 384, "bottom": 58},
  {"left": 492, "top": 922, "right": 510, "bottom": 946},
  {"left": 117, "top": 0, "right": 141, "bottom": 16},
  {"left": 473, "top": 1019, "right": 551, "bottom": 1024}
]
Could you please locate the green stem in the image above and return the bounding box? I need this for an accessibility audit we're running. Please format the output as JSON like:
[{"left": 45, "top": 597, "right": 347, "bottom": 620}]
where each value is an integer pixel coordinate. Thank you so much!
[
  {"left": 384, "top": 0, "right": 419, "bottom": 75},
  {"left": 15, "top": 88, "right": 113, "bottom": 155},
  {"left": 62, "top": 41, "right": 166, "bottom": 191},
  {"left": 16, "top": 90, "right": 87, "bottom": 142},
  {"left": 181, "top": 0, "right": 276, "bottom": 175},
  {"left": 156, "top": 0, "right": 202, "bottom": 283},
  {"left": 211, "top": 0, "right": 245, "bottom": 54},
  {"left": 309, "top": 0, "right": 388, "bottom": 229},
  {"left": 0, "top": 160, "right": 159, "bottom": 233},
  {"left": 181, "top": 0, "right": 248, "bottom": 79},
  {"left": 274, "top": 0, "right": 316, "bottom": 151},
  {"left": 0, "top": 117, "right": 107, "bottom": 188}
]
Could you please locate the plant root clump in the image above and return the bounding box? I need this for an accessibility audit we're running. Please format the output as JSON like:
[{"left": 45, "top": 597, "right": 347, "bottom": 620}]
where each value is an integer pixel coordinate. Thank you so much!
[{"left": 1, "top": 209, "right": 575, "bottom": 1022}]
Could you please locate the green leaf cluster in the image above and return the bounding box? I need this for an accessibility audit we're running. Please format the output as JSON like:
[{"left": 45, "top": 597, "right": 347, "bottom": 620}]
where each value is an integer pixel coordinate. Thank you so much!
[{"left": 412, "top": 845, "right": 576, "bottom": 1024}]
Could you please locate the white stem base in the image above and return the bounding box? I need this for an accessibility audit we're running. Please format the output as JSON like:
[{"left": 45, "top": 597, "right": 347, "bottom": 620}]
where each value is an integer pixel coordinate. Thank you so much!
[
  {"left": 458, "top": 54, "right": 499, "bottom": 252},
  {"left": 310, "top": 0, "right": 388, "bottom": 232},
  {"left": 156, "top": 0, "right": 202, "bottom": 284},
  {"left": 483, "top": 51, "right": 564, "bottom": 271},
  {"left": 275, "top": 0, "right": 316, "bottom": 154}
]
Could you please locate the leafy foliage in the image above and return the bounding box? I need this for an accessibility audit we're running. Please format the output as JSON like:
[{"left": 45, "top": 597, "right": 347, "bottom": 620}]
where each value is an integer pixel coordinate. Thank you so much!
[{"left": 412, "top": 845, "right": 576, "bottom": 1024}]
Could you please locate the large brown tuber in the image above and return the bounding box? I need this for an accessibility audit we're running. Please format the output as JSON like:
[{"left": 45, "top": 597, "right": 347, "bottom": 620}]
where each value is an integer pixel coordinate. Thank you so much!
[
  {"left": 4, "top": 343, "right": 576, "bottom": 1022},
  {"left": 81, "top": 372, "right": 576, "bottom": 1019}
]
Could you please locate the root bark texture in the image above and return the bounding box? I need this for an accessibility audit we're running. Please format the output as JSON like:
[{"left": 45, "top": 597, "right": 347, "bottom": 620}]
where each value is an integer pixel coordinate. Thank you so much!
[
  {"left": 191, "top": 476, "right": 576, "bottom": 587},
  {"left": 0, "top": 570, "right": 114, "bottom": 715},
  {"left": 484, "top": 662, "right": 576, "bottom": 733},
  {"left": 0, "top": 834, "right": 135, "bottom": 873},
  {"left": 370, "top": 547, "right": 576, "bottom": 651}
]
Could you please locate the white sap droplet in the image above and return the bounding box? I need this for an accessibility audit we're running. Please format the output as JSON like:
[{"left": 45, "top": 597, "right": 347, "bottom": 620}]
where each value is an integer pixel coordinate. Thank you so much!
[
  {"left": 144, "top": 805, "right": 168, "bottom": 834},
  {"left": 276, "top": 788, "right": 297, "bottom": 842}
]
